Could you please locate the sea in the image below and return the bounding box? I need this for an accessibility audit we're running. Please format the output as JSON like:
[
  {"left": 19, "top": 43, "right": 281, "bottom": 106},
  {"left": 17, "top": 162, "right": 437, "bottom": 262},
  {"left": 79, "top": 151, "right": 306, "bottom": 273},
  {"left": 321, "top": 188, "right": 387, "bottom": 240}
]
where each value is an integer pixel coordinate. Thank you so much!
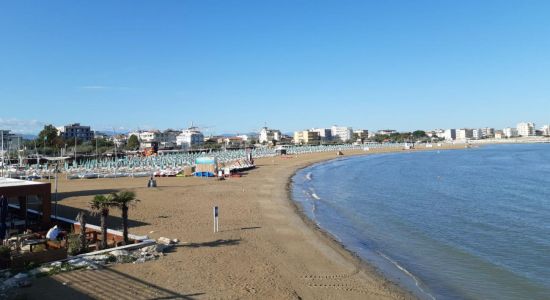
[{"left": 292, "top": 144, "right": 550, "bottom": 300}]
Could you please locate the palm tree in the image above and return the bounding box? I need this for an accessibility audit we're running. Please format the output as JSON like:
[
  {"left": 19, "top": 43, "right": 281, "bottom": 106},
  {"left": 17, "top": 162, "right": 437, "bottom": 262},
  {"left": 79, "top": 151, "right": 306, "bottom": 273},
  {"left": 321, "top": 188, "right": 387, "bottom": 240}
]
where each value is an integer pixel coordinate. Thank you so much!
[
  {"left": 90, "top": 194, "right": 115, "bottom": 249},
  {"left": 76, "top": 211, "right": 88, "bottom": 253},
  {"left": 111, "top": 191, "right": 139, "bottom": 245}
]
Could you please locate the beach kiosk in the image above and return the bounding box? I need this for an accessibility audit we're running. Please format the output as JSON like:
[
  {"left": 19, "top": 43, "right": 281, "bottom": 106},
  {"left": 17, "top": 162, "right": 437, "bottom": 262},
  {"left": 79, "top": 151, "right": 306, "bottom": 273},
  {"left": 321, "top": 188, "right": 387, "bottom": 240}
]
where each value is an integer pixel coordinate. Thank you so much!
[
  {"left": 0, "top": 178, "right": 52, "bottom": 234},
  {"left": 194, "top": 156, "right": 218, "bottom": 177}
]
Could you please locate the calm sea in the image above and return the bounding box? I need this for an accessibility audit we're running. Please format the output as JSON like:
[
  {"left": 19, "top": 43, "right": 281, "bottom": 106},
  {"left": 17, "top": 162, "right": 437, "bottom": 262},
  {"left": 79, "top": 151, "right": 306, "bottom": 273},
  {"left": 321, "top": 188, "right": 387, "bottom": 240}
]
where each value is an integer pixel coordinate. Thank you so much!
[{"left": 292, "top": 144, "right": 550, "bottom": 300}]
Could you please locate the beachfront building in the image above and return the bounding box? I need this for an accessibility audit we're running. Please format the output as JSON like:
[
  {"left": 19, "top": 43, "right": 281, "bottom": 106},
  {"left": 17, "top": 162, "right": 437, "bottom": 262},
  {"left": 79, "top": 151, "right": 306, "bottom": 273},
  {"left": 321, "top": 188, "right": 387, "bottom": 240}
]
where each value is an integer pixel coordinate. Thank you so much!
[
  {"left": 129, "top": 130, "right": 161, "bottom": 149},
  {"left": 311, "top": 128, "right": 332, "bottom": 141},
  {"left": 495, "top": 130, "right": 504, "bottom": 139},
  {"left": 444, "top": 129, "right": 456, "bottom": 141},
  {"left": 59, "top": 123, "right": 94, "bottom": 141},
  {"left": 176, "top": 126, "right": 204, "bottom": 149},
  {"left": 331, "top": 126, "right": 354, "bottom": 142},
  {"left": 517, "top": 122, "right": 535, "bottom": 137},
  {"left": 456, "top": 129, "right": 474, "bottom": 140},
  {"left": 293, "top": 130, "right": 320, "bottom": 145},
  {"left": 160, "top": 129, "right": 181, "bottom": 149},
  {"left": 472, "top": 129, "right": 484, "bottom": 140},
  {"left": 427, "top": 129, "right": 445, "bottom": 139},
  {"left": 542, "top": 125, "right": 550, "bottom": 136},
  {"left": 259, "top": 127, "right": 281, "bottom": 144},
  {"left": 503, "top": 127, "right": 518, "bottom": 138},
  {"left": 482, "top": 127, "right": 495, "bottom": 138},
  {"left": 353, "top": 130, "right": 369, "bottom": 143}
]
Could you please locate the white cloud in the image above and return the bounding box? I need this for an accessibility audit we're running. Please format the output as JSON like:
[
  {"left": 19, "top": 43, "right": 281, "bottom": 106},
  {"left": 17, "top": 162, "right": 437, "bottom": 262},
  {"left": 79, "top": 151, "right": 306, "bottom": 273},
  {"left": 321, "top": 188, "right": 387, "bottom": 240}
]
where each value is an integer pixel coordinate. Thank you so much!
[{"left": 0, "top": 118, "right": 46, "bottom": 134}]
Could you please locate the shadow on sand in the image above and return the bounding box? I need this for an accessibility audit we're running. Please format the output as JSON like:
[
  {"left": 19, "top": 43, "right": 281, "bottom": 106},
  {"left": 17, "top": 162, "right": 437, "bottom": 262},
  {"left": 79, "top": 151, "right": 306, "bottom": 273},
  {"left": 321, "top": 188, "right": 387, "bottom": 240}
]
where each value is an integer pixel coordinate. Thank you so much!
[
  {"left": 11, "top": 267, "right": 203, "bottom": 300},
  {"left": 181, "top": 239, "right": 241, "bottom": 248},
  {"left": 54, "top": 189, "right": 121, "bottom": 202}
]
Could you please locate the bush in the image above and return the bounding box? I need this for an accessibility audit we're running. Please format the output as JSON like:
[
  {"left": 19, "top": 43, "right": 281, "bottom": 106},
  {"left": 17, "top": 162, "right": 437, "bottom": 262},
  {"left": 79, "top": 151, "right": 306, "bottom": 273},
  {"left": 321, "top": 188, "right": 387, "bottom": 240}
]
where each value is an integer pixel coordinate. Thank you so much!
[{"left": 67, "top": 234, "right": 81, "bottom": 256}]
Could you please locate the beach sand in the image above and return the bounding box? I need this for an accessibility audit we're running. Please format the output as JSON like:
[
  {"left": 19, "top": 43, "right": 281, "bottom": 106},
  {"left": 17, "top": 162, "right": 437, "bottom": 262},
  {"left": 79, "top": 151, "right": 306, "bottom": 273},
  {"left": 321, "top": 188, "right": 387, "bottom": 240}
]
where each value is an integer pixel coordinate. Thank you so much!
[{"left": 14, "top": 145, "right": 464, "bottom": 299}]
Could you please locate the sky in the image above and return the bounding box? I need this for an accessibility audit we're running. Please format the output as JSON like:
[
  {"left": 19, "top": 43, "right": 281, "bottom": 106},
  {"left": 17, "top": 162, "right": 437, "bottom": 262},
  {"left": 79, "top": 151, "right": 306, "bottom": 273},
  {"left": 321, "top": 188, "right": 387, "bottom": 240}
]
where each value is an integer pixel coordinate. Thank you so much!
[{"left": 1, "top": 0, "right": 549, "bottom": 135}]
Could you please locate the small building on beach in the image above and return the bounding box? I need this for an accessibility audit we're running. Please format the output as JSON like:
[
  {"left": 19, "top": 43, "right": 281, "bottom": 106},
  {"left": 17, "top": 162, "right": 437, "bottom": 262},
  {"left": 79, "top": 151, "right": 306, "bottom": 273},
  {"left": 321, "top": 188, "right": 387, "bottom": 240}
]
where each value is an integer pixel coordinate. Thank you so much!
[{"left": 0, "top": 178, "right": 52, "bottom": 231}]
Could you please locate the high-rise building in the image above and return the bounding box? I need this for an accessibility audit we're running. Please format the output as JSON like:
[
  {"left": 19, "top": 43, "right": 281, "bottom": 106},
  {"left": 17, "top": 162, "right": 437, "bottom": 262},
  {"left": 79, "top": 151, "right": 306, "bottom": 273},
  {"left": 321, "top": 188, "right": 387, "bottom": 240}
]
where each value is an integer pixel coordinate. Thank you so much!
[
  {"left": 259, "top": 127, "right": 281, "bottom": 144},
  {"left": 472, "top": 129, "right": 484, "bottom": 140},
  {"left": 331, "top": 126, "right": 354, "bottom": 142},
  {"left": 503, "top": 127, "right": 518, "bottom": 138},
  {"left": 176, "top": 127, "right": 204, "bottom": 149},
  {"left": 457, "top": 129, "right": 474, "bottom": 140},
  {"left": 311, "top": 128, "right": 332, "bottom": 141},
  {"left": 293, "top": 130, "right": 320, "bottom": 145},
  {"left": 353, "top": 130, "right": 369, "bottom": 142},
  {"left": 444, "top": 129, "right": 456, "bottom": 141},
  {"left": 481, "top": 127, "right": 495, "bottom": 138},
  {"left": 517, "top": 122, "right": 535, "bottom": 137}
]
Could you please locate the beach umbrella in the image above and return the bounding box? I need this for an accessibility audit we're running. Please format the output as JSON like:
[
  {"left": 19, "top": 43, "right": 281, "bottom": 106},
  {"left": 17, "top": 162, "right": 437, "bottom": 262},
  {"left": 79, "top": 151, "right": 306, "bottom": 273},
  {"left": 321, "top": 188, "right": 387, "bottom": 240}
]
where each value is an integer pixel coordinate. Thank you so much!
[{"left": 0, "top": 195, "right": 7, "bottom": 240}]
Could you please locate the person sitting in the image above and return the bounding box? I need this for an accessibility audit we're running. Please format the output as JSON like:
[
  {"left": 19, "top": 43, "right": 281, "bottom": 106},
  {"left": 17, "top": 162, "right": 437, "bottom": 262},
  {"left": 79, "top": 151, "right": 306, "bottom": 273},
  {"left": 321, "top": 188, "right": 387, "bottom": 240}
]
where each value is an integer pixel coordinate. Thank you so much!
[{"left": 46, "top": 225, "right": 60, "bottom": 241}]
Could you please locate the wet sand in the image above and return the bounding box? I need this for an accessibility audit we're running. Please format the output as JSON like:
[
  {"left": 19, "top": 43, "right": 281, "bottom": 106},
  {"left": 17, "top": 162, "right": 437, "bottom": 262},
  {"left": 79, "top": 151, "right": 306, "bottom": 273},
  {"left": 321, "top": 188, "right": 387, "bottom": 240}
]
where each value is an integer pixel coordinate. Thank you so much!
[{"left": 16, "top": 145, "right": 464, "bottom": 299}]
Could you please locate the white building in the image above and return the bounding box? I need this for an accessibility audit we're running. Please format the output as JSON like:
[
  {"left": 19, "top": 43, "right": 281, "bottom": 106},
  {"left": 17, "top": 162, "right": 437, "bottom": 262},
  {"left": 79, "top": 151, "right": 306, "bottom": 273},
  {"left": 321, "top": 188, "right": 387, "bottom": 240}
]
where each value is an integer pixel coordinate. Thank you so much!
[
  {"left": 481, "top": 127, "right": 495, "bottom": 138},
  {"left": 517, "top": 122, "right": 535, "bottom": 137},
  {"left": 542, "top": 125, "right": 550, "bottom": 136},
  {"left": 472, "top": 129, "right": 484, "bottom": 140},
  {"left": 129, "top": 130, "right": 161, "bottom": 149},
  {"left": 503, "top": 127, "right": 518, "bottom": 138},
  {"left": 311, "top": 128, "right": 332, "bottom": 141},
  {"left": 331, "top": 126, "right": 354, "bottom": 142},
  {"left": 259, "top": 127, "right": 281, "bottom": 144},
  {"left": 176, "top": 127, "right": 204, "bottom": 149},
  {"left": 110, "top": 134, "right": 128, "bottom": 148},
  {"left": 457, "top": 129, "right": 474, "bottom": 140},
  {"left": 444, "top": 129, "right": 456, "bottom": 141},
  {"left": 236, "top": 134, "right": 249, "bottom": 141}
]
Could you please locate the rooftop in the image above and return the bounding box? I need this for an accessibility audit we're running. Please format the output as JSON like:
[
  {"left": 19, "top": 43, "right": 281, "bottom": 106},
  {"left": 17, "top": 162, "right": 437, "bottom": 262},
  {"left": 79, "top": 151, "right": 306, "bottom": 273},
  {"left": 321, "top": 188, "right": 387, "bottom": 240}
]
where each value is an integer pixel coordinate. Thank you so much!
[{"left": 0, "top": 178, "right": 45, "bottom": 188}]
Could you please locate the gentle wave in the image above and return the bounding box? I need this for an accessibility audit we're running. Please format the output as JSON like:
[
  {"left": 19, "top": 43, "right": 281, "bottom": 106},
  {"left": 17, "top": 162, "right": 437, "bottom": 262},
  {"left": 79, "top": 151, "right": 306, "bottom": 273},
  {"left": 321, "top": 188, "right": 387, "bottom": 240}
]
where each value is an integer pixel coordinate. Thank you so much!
[{"left": 378, "top": 251, "right": 436, "bottom": 300}]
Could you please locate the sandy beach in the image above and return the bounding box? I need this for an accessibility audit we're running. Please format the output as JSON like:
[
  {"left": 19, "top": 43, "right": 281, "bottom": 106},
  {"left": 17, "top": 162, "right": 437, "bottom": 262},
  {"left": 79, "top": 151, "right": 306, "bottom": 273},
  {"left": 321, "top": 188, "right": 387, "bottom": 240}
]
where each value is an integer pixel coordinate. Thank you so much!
[{"left": 13, "top": 145, "right": 464, "bottom": 299}]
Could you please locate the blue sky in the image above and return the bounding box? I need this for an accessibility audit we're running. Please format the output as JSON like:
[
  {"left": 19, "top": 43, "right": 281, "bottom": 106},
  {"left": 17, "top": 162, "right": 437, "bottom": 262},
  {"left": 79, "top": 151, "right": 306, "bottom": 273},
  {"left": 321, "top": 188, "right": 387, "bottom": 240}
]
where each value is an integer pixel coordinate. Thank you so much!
[{"left": 1, "top": 1, "right": 549, "bottom": 134}]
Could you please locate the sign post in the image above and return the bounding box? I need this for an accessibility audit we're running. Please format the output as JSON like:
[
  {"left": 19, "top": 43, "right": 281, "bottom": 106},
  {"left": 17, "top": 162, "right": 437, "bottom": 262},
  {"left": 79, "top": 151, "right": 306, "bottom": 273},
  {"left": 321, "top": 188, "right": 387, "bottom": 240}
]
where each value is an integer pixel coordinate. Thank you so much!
[{"left": 213, "top": 206, "right": 219, "bottom": 233}]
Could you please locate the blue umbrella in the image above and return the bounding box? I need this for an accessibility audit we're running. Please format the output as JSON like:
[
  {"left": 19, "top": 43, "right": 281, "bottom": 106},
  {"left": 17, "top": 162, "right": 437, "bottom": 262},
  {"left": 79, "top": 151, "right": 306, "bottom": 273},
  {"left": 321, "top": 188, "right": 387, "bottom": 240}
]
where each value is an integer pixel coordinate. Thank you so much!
[{"left": 0, "top": 195, "right": 7, "bottom": 240}]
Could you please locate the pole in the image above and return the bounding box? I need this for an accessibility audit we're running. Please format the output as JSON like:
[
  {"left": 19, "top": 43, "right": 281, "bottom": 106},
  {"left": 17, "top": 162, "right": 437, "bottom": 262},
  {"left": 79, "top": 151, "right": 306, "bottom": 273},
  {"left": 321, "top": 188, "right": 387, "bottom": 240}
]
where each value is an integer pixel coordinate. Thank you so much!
[
  {"left": 54, "top": 163, "right": 58, "bottom": 221},
  {"left": 213, "top": 206, "right": 219, "bottom": 233},
  {"left": 74, "top": 135, "right": 77, "bottom": 164}
]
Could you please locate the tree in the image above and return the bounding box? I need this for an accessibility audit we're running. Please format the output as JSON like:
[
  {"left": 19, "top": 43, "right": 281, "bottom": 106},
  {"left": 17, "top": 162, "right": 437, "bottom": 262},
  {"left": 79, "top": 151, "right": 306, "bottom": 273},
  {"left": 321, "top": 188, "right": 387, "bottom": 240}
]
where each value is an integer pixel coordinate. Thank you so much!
[
  {"left": 76, "top": 211, "right": 88, "bottom": 253},
  {"left": 90, "top": 194, "right": 115, "bottom": 249},
  {"left": 412, "top": 130, "right": 427, "bottom": 140},
  {"left": 37, "top": 124, "right": 62, "bottom": 147},
  {"left": 111, "top": 191, "right": 139, "bottom": 245},
  {"left": 127, "top": 134, "right": 139, "bottom": 150}
]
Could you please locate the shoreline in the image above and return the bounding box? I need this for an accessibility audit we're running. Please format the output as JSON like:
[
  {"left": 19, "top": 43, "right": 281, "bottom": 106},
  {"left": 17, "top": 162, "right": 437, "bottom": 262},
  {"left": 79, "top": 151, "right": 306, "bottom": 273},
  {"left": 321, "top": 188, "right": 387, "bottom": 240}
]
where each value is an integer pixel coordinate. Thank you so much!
[
  {"left": 284, "top": 146, "right": 468, "bottom": 300},
  {"left": 15, "top": 144, "right": 465, "bottom": 299}
]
